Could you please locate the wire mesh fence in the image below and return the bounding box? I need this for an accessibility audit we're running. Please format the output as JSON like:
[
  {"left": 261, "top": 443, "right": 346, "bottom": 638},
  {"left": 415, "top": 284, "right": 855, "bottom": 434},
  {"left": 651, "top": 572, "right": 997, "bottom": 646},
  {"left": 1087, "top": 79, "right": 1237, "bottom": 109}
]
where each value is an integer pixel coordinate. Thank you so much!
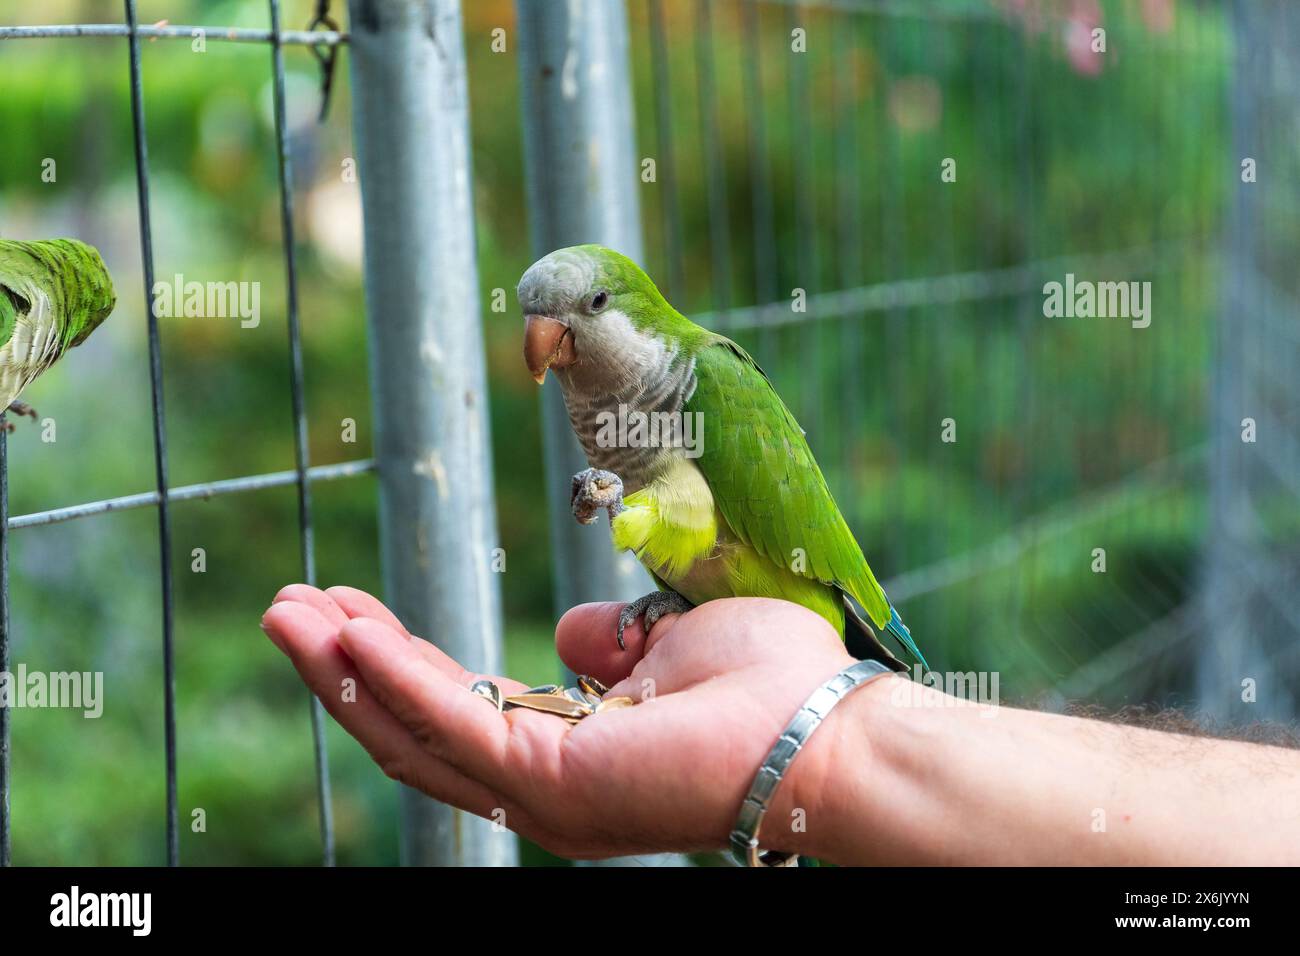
[
  {"left": 622, "top": 0, "right": 1293, "bottom": 720},
  {"left": 0, "top": 0, "right": 354, "bottom": 867},
  {"left": 0, "top": 0, "right": 1295, "bottom": 865}
]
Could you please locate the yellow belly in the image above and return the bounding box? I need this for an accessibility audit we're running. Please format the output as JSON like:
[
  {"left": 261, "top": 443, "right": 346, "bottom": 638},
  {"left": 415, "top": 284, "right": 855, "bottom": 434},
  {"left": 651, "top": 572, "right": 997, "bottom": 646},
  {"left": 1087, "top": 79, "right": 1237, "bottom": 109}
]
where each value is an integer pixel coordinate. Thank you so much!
[{"left": 610, "top": 456, "right": 845, "bottom": 634}]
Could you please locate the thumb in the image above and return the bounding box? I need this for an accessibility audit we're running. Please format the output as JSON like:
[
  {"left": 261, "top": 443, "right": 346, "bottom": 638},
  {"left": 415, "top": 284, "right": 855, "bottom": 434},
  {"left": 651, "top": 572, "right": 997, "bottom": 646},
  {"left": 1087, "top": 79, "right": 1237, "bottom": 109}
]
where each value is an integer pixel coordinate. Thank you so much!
[{"left": 554, "top": 602, "right": 651, "bottom": 688}]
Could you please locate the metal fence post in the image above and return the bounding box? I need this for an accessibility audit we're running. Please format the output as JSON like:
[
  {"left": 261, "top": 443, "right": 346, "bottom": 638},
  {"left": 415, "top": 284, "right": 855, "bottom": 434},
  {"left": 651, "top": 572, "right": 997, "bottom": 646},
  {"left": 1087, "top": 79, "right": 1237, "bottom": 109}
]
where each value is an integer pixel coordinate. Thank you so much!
[
  {"left": 1197, "top": 0, "right": 1299, "bottom": 724},
  {"left": 515, "top": 0, "right": 656, "bottom": 619},
  {"left": 347, "top": 0, "right": 517, "bottom": 867},
  {"left": 516, "top": 0, "right": 688, "bottom": 869}
]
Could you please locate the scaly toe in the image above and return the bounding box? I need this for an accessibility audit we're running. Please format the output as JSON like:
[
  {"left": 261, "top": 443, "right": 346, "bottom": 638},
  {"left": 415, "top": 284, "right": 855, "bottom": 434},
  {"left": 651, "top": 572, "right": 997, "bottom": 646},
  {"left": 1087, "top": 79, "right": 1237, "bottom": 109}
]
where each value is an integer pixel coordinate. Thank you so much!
[
  {"left": 616, "top": 605, "right": 639, "bottom": 650},
  {"left": 570, "top": 468, "right": 626, "bottom": 525}
]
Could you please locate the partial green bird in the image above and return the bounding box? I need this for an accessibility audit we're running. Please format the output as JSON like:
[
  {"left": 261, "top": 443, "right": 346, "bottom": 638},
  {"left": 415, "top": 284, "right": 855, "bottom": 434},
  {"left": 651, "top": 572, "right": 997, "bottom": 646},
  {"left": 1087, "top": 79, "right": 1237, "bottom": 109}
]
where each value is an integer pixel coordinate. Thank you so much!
[
  {"left": 517, "top": 244, "right": 926, "bottom": 671},
  {"left": 0, "top": 238, "right": 116, "bottom": 426}
]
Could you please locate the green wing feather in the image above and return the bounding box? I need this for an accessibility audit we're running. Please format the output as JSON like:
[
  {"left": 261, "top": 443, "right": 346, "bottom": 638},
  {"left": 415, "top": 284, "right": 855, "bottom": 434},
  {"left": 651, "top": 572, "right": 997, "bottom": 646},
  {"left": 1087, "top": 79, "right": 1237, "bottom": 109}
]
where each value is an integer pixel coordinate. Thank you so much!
[
  {"left": 0, "top": 238, "right": 116, "bottom": 407},
  {"left": 0, "top": 284, "right": 16, "bottom": 350},
  {"left": 0, "top": 238, "right": 116, "bottom": 351},
  {"left": 685, "top": 336, "right": 892, "bottom": 629}
]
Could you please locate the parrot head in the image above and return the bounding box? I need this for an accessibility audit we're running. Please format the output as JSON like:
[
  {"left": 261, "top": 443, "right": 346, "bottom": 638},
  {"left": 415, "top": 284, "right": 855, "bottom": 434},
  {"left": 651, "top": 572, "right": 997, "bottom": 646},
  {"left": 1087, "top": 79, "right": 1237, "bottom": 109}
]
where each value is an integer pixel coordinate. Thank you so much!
[{"left": 516, "top": 244, "right": 699, "bottom": 391}]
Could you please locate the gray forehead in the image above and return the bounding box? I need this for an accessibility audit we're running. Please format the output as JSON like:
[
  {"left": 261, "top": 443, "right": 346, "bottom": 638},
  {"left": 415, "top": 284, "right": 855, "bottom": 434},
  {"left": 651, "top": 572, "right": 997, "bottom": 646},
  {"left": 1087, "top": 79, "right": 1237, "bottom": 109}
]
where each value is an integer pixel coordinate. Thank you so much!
[{"left": 517, "top": 248, "right": 596, "bottom": 313}]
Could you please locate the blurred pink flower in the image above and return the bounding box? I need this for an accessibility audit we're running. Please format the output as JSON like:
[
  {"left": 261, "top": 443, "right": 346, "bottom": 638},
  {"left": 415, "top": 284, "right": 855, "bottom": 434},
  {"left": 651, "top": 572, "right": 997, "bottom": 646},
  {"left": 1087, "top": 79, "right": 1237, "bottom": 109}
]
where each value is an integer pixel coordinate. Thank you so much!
[
  {"left": 1000, "top": 0, "right": 1046, "bottom": 34},
  {"left": 1064, "top": 0, "right": 1104, "bottom": 76},
  {"left": 1141, "top": 0, "right": 1176, "bottom": 34}
]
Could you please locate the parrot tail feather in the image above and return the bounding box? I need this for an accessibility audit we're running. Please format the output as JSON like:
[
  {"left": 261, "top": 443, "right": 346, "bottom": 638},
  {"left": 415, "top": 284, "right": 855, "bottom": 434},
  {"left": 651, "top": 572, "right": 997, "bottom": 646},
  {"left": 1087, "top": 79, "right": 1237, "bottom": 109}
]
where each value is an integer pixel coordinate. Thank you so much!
[
  {"left": 842, "top": 599, "right": 908, "bottom": 672},
  {"left": 885, "top": 607, "right": 929, "bottom": 671}
]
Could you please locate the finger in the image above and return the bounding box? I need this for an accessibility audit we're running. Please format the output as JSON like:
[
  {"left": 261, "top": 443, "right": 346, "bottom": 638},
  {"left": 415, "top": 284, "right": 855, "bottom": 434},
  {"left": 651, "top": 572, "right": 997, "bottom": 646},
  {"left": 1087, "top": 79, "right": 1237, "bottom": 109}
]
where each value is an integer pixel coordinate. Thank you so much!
[
  {"left": 555, "top": 602, "right": 650, "bottom": 687},
  {"left": 324, "top": 585, "right": 412, "bottom": 636},
  {"left": 274, "top": 583, "right": 349, "bottom": 628},
  {"left": 261, "top": 600, "right": 509, "bottom": 819},
  {"left": 323, "top": 585, "right": 527, "bottom": 692},
  {"left": 337, "top": 616, "right": 528, "bottom": 788}
]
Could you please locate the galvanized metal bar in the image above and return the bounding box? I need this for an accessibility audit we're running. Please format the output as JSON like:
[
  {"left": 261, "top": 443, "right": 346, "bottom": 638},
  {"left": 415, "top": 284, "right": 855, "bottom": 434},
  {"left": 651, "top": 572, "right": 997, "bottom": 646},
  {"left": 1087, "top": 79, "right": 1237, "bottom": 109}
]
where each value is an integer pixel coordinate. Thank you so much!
[
  {"left": 346, "top": 0, "right": 515, "bottom": 867},
  {"left": 515, "top": 0, "right": 656, "bottom": 619},
  {"left": 1197, "top": 0, "right": 1297, "bottom": 722},
  {"left": 123, "top": 0, "right": 179, "bottom": 868},
  {"left": 696, "top": 244, "right": 1183, "bottom": 332},
  {"left": 269, "top": 0, "right": 335, "bottom": 867},
  {"left": 0, "top": 24, "right": 345, "bottom": 45},
  {"left": 516, "top": 0, "right": 683, "bottom": 869},
  {"left": 7, "top": 460, "right": 375, "bottom": 531},
  {"left": 0, "top": 427, "right": 9, "bottom": 866}
]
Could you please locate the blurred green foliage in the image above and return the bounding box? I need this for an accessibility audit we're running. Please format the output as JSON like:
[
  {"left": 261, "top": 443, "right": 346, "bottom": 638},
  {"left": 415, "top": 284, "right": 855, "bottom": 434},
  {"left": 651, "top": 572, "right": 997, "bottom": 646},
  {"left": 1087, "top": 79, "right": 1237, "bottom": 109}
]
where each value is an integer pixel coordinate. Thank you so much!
[{"left": 0, "top": 0, "right": 1232, "bottom": 864}]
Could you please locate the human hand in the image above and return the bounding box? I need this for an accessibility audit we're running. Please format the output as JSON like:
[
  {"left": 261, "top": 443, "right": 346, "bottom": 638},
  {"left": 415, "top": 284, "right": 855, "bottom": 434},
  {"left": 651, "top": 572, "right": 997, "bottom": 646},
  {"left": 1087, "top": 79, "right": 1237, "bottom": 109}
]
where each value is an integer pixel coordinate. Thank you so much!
[{"left": 261, "top": 586, "right": 863, "bottom": 860}]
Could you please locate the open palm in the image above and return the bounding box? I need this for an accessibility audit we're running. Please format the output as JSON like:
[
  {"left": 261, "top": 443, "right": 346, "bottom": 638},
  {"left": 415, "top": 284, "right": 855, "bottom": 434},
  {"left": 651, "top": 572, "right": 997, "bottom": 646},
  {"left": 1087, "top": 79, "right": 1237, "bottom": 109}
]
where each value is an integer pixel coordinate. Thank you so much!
[{"left": 261, "top": 585, "right": 856, "bottom": 859}]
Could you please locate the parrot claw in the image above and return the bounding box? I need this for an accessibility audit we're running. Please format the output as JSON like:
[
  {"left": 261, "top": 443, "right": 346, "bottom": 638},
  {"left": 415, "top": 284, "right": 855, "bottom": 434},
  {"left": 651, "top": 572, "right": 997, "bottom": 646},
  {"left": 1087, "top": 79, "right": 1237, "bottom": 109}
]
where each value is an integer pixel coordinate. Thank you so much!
[
  {"left": 2, "top": 400, "right": 38, "bottom": 431},
  {"left": 571, "top": 467, "right": 626, "bottom": 525},
  {"left": 616, "top": 590, "right": 694, "bottom": 650}
]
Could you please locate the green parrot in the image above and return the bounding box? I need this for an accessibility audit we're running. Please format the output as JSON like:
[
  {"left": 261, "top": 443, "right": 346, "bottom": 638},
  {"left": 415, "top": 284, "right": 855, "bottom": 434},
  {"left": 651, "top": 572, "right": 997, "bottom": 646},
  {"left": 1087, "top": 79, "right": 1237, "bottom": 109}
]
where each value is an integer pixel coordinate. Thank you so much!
[
  {"left": 518, "top": 244, "right": 926, "bottom": 671},
  {"left": 0, "top": 238, "right": 116, "bottom": 427}
]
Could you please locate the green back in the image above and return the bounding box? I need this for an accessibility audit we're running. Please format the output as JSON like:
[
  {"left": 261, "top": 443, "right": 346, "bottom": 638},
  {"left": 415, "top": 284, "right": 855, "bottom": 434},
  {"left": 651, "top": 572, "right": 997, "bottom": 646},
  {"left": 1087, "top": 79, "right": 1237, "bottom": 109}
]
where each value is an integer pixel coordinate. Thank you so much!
[
  {"left": 685, "top": 336, "right": 893, "bottom": 628},
  {"left": 0, "top": 238, "right": 116, "bottom": 353}
]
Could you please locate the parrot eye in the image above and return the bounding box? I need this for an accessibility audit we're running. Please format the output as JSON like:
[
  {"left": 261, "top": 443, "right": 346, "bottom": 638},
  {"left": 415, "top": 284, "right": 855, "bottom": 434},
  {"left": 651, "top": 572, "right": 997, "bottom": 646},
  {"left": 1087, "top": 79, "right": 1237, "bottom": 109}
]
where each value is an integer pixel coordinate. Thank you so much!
[{"left": 589, "top": 291, "right": 608, "bottom": 313}]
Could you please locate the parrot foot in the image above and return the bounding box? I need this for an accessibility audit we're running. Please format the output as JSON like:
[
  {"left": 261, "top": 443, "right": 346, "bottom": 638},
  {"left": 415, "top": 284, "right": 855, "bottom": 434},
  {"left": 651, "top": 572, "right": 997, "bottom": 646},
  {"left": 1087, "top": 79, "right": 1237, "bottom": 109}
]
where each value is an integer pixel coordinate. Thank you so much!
[
  {"left": 617, "top": 590, "right": 694, "bottom": 650},
  {"left": 571, "top": 468, "right": 626, "bottom": 525},
  {"left": 4, "top": 401, "right": 38, "bottom": 427}
]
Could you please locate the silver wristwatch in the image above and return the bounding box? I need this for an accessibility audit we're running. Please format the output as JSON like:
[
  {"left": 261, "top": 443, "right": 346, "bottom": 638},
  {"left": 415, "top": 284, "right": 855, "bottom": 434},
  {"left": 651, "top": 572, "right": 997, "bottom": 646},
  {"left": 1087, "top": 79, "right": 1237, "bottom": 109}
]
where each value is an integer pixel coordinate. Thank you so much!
[{"left": 729, "top": 658, "right": 892, "bottom": 867}]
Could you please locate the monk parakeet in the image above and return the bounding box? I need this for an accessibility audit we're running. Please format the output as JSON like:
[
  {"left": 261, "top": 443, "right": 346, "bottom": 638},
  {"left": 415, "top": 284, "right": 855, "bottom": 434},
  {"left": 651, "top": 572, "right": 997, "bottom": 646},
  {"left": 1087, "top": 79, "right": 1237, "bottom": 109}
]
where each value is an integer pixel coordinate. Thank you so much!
[
  {"left": 517, "top": 244, "right": 926, "bottom": 671},
  {"left": 0, "top": 238, "right": 116, "bottom": 427}
]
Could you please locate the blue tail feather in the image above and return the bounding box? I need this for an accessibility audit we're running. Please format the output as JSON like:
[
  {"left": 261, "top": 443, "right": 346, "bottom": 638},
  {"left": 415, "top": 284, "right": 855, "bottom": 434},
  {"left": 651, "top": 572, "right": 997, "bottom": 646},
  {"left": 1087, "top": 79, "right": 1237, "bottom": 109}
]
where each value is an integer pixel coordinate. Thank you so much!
[{"left": 885, "top": 606, "right": 928, "bottom": 671}]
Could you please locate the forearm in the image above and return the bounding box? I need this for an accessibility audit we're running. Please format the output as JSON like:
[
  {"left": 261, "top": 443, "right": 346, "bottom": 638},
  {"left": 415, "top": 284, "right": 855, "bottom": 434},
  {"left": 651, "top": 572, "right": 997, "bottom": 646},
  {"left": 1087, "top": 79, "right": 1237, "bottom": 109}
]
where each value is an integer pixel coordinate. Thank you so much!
[{"left": 786, "top": 676, "right": 1300, "bottom": 865}]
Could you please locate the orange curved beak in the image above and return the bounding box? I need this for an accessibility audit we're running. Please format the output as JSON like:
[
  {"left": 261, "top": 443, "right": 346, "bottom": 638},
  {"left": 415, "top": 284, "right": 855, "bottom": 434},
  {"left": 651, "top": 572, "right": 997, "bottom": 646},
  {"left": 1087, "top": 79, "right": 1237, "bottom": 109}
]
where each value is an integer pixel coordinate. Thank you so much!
[{"left": 523, "top": 314, "right": 576, "bottom": 384}]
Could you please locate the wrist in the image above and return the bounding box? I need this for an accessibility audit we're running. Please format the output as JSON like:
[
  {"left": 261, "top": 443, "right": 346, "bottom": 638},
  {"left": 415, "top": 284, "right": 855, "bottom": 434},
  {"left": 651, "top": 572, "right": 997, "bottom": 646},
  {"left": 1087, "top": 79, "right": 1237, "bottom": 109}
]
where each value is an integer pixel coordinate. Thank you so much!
[
  {"left": 761, "top": 671, "right": 905, "bottom": 864},
  {"left": 784, "top": 674, "right": 1014, "bottom": 864}
]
